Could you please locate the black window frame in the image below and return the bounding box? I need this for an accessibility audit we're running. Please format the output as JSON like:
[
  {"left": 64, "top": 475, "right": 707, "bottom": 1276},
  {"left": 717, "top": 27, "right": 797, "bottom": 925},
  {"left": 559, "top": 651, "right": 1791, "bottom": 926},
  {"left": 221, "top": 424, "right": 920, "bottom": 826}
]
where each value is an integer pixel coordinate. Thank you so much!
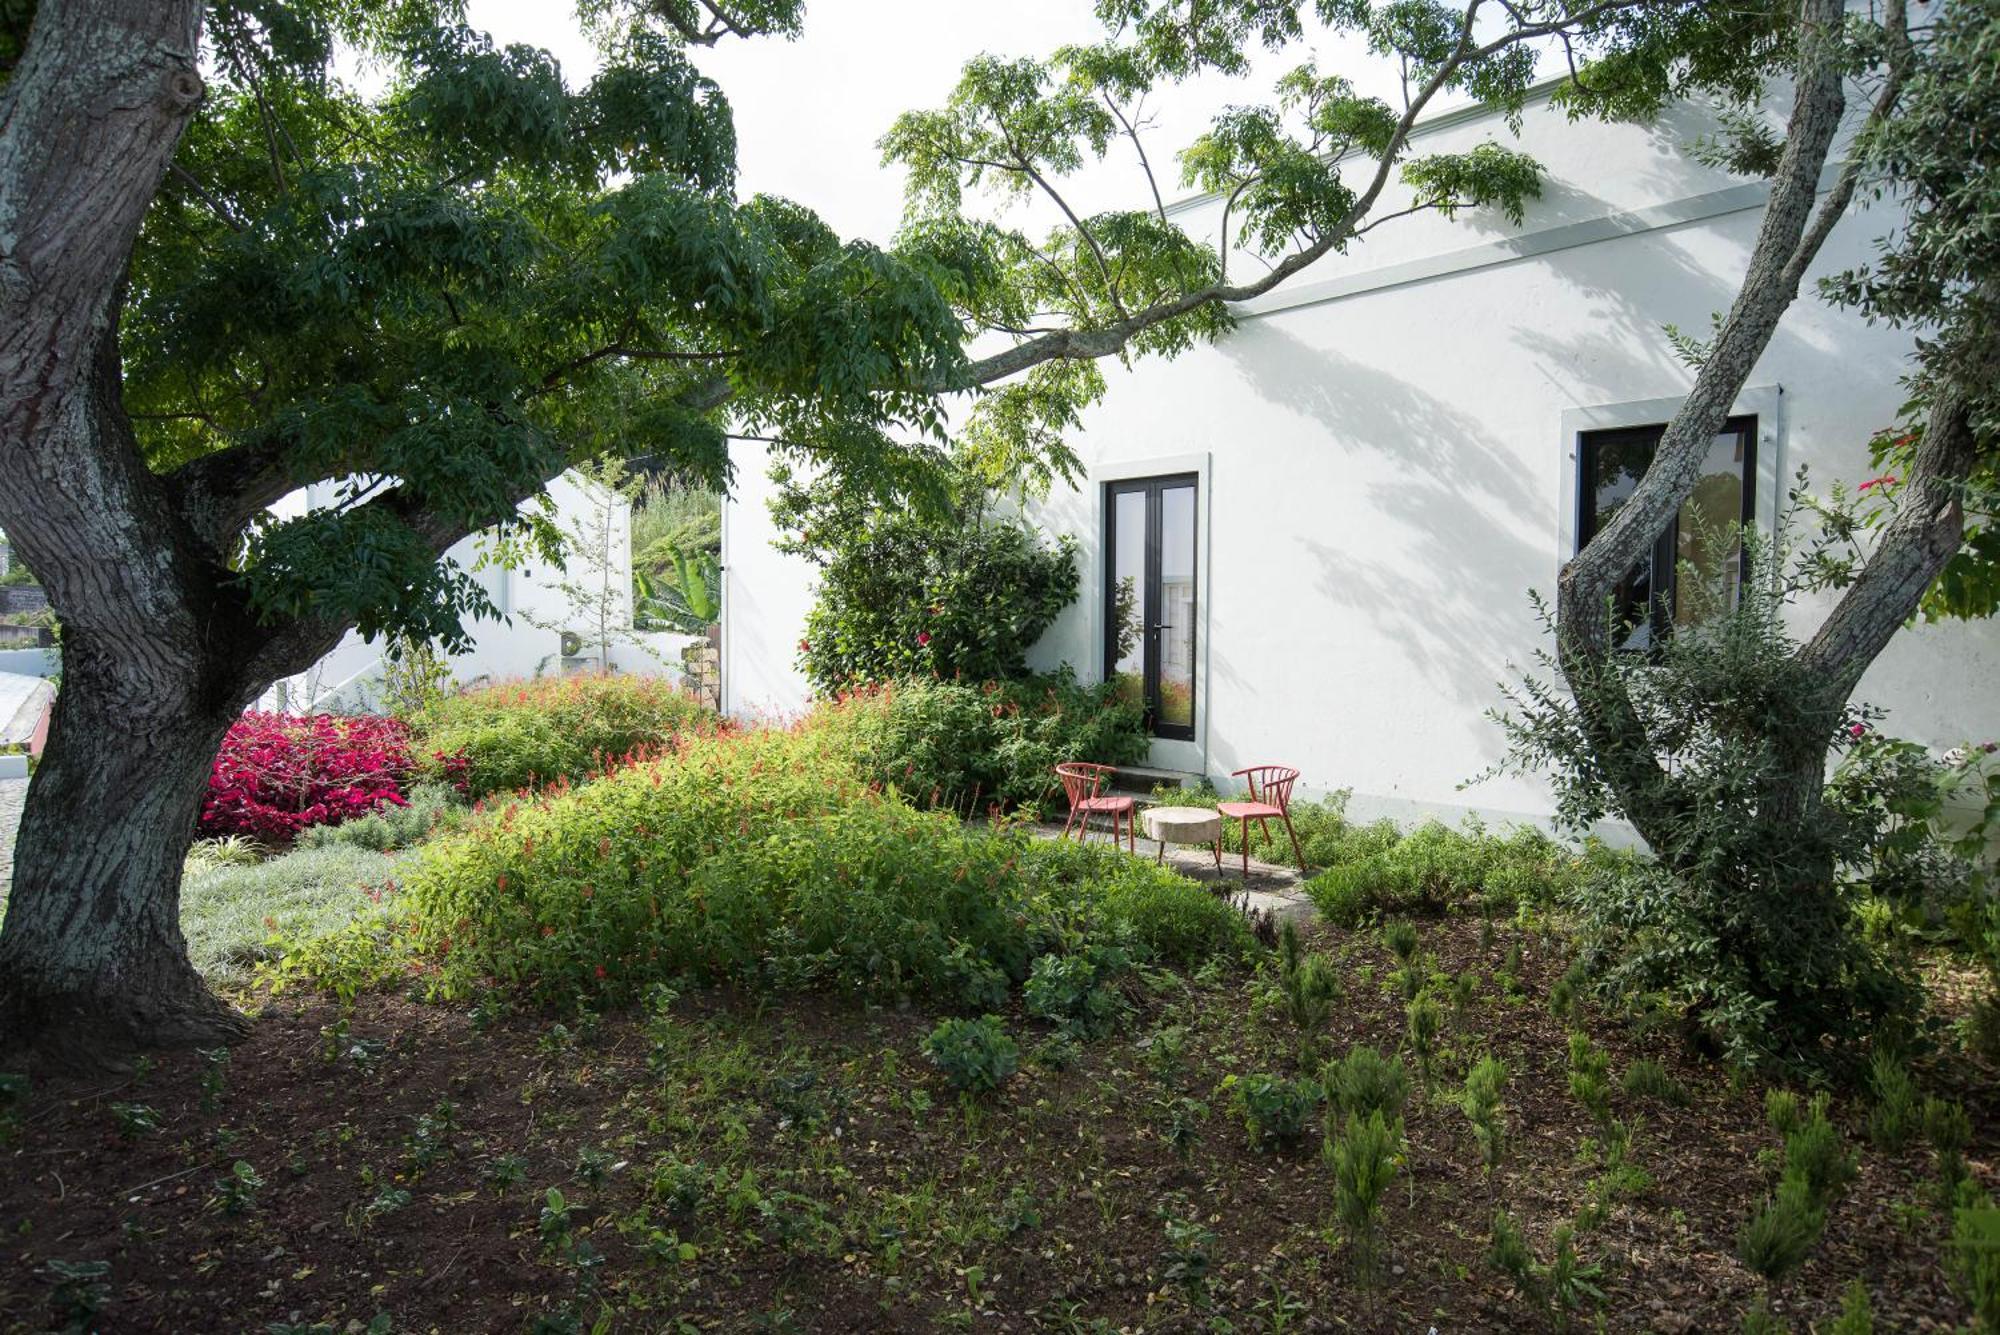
[
  {"left": 1103, "top": 473, "right": 1198, "bottom": 741},
  {"left": 1575, "top": 414, "right": 1758, "bottom": 647}
]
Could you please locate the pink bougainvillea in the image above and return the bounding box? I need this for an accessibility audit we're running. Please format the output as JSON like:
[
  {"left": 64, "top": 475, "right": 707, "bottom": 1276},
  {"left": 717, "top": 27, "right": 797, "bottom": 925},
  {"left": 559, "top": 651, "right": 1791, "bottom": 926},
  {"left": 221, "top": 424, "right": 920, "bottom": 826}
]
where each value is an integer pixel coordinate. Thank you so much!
[{"left": 200, "top": 713, "right": 416, "bottom": 841}]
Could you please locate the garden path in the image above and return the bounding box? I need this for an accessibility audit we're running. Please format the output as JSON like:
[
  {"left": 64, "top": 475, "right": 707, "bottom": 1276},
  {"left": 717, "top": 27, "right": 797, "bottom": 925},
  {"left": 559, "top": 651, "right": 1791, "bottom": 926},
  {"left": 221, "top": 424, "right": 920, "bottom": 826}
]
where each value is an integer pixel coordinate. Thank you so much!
[
  {"left": 0, "top": 776, "right": 21, "bottom": 889},
  {"left": 1031, "top": 818, "right": 1317, "bottom": 927}
]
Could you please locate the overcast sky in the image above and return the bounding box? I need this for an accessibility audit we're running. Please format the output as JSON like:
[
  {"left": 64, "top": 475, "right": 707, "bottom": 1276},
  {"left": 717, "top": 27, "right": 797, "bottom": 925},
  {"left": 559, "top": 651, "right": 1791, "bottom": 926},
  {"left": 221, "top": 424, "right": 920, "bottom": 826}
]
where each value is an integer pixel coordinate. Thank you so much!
[{"left": 459, "top": 0, "right": 1419, "bottom": 244}]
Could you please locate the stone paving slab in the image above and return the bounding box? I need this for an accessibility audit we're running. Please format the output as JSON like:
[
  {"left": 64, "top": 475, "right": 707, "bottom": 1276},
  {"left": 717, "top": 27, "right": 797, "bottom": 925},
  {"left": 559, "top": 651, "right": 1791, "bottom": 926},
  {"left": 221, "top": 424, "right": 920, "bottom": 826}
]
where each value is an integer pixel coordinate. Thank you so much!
[
  {"left": 1030, "top": 817, "right": 1318, "bottom": 927},
  {"left": 0, "top": 776, "right": 24, "bottom": 890}
]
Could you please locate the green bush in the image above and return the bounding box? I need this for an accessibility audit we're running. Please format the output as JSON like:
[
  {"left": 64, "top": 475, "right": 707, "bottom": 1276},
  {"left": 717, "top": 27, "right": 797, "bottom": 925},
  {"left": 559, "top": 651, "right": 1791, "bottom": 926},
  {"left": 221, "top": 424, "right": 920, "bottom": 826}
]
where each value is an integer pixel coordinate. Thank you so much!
[
  {"left": 411, "top": 674, "right": 719, "bottom": 799},
  {"left": 922, "top": 1016, "right": 1020, "bottom": 1095},
  {"left": 1324, "top": 1045, "right": 1410, "bottom": 1124},
  {"left": 1304, "top": 819, "right": 1597, "bottom": 927},
  {"left": 1232, "top": 1073, "right": 1320, "bottom": 1152},
  {"left": 295, "top": 782, "right": 465, "bottom": 853},
  {"left": 780, "top": 465, "right": 1080, "bottom": 694},
  {"left": 1023, "top": 947, "right": 1130, "bottom": 1039},
  {"left": 396, "top": 723, "right": 1248, "bottom": 1011},
  {"left": 814, "top": 673, "right": 1147, "bottom": 817}
]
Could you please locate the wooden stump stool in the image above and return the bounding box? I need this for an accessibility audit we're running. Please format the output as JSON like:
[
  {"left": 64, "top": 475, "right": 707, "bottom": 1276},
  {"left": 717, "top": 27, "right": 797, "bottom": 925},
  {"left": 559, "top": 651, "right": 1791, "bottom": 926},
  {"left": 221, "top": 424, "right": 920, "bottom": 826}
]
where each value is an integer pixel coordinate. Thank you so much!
[{"left": 1143, "top": 805, "right": 1225, "bottom": 871}]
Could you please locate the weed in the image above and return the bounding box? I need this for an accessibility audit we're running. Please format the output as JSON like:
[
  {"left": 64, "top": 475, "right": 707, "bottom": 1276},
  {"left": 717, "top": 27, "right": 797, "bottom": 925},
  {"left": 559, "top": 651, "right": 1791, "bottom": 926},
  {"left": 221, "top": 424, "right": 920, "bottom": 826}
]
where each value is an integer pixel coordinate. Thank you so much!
[
  {"left": 197, "top": 1048, "right": 230, "bottom": 1114},
  {"left": 208, "top": 1160, "right": 264, "bottom": 1216},
  {"left": 109, "top": 1102, "right": 160, "bottom": 1142},
  {"left": 41, "top": 1258, "right": 110, "bottom": 1331},
  {"left": 1159, "top": 1095, "right": 1209, "bottom": 1164},
  {"left": 484, "top": 1154, "right": 528, "bottom": 1194}
]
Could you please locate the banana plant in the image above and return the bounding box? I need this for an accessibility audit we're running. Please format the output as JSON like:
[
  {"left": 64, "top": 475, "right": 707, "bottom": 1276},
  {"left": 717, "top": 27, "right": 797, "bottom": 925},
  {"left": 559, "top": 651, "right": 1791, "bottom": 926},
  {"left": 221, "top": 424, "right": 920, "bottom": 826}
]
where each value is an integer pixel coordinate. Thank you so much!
[{"left": 636, "top": 545, "right": 722, "bottom": 634}]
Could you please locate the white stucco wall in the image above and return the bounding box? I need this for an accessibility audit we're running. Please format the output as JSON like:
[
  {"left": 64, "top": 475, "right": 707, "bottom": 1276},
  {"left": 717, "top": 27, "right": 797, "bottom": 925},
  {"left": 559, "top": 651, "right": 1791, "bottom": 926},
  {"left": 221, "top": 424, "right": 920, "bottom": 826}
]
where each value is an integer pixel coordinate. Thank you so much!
[
  {"left": 723, "top": 85, "right": 2000, "bottom": 826},
  {"left": 267, "top": 471, "right": 692, "bottom": 711}
]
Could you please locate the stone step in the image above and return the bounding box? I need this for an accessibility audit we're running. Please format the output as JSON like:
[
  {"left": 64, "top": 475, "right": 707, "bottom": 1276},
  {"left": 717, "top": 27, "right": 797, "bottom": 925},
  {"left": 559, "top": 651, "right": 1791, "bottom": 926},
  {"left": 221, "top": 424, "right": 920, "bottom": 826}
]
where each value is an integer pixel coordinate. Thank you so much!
[{"left": 1108, "top": 764, "right": 1204, "bottom": 797}]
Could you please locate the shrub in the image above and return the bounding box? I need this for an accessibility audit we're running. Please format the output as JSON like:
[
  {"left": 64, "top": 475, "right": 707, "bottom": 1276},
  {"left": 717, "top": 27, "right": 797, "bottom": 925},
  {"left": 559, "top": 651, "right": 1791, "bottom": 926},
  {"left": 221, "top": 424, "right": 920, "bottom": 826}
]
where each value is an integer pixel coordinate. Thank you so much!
[
  {"left": 1461, "top": 1055, "right": 1509, "bottom": 1170},
  {"left": 1324, "top": 1045, "right": 1409, "bottom": 1124},
  {"left": 922, "top": 1016, "right": 1020, "bottom": 1095},
  {"left": 1737, "top": 1176, "right": 1824, "bottom": 1281},
  {"left": 1620, "top": 1059, "right": 1689, "bottom": 1107},
  {"left": 1023, "top": 947, "right": 1129, "bottom": 1040},
  {"left": 1864, "top": 1050, "right": 1920, "bottom": 1151},
  {"left": 1327, "top": 1109, "right": 1400, "bottom": 1275},
  {"left": 1953, "top": 1196, "right": 2000, "bottom": 1334},
  {"left": 294, "top": 782, "right": 465, "bottom": 853},
  {"left": 780, "top": 465, "right": 1080, "bottom": 694},
  {"left": 813, "top": 673, "right": 1147, "bottom": 817},
  {"left": 1232, "top": 1073, "right": 1320, "bottom": 1152},
  {"left": 1304, "top": 818, "right": 1596, "bottom": 927},
  {"left": 411, "top": 674, "right": 718, "bottom": 799},
  {"left": 395, "top": 723, "right": 1247, "bottom": 1010},
  {"left": 201, "top": 713, "right": 414, "bottom": 841}
]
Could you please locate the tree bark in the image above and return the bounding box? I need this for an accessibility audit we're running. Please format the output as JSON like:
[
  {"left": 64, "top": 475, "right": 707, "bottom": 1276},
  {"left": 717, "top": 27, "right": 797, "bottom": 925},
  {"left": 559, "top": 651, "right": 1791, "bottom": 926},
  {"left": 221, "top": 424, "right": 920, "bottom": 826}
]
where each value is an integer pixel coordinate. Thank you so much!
[{"left": 1554, "top": 0, "right": 1851, "bottom": 854}]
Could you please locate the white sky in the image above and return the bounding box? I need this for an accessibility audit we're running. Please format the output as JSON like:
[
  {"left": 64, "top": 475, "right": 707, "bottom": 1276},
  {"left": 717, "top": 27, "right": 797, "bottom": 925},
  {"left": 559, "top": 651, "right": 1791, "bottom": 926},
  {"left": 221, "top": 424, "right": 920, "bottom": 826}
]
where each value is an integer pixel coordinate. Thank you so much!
[{"left": 459, "top": 0, "right": 1424, "bottom": 244}]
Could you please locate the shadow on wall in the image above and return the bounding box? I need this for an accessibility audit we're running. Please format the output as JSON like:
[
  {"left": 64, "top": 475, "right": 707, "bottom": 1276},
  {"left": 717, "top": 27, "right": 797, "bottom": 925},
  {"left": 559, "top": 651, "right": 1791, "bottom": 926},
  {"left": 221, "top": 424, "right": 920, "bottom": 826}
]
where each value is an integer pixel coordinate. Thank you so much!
[{"left": 1214, "top": 322, "right": 1548, "bottom": 752}]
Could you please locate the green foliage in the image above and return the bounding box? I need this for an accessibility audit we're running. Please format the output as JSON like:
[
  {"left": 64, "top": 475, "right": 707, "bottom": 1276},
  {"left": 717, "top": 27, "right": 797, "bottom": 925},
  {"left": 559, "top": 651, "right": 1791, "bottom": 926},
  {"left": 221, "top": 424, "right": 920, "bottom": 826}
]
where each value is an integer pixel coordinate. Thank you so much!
[
  {"left": 811, "top": 672, "right": 1147, "bottom": 818},
  {"left": 390, "top": 717, "right": 1246, "bottom": 1011},
  {"left": 1926, "top": 1096, "right": 1973, "bottom": 1205},
  {"left": 1305, "top": 818, "right": 1592, "bottom": 926},
  {"left": 1323, "top": 1045, "right": 1409, "bottom": 1125},
  {"left": 1823, "top": 0, "right": 2000, "bottom": 622},
  {"left": 1024, "top": 947, "right": 1130, "bottom": 1040},
  {"left": 1231, "top": 1073, "right": 1319, "bottom": 1152},
  {"left": 295, "top": 782, "right": 466, "bottom": 854},
  {"left": 1489, "top": 1211, "right": 1607, "bottom": 1329},
  {"left": 1460, "top": 1054, "right": 1508, "bottom": 1171},
  {"left": 1493, "top": 559, "right": 1923, "bottom": 1076},
  {"left": 1739, "top": 1093, "right": 1854, "bottom": 1281},
  {"left": 1953, "top": 1196, "right": 2000, "bottom": 1334},
  {"left": 921, "top": 1016, "right": 1021, "bottom": 1095},
  {"left": 1864, "top": 1050, "right": 1920, "bottom": 1152},
  {"left": 780, "top": 460, "right": 1082, "bottom": 693},
  {"left": 1406, "top": 991, "right": 1443, "bottom": 1083},
  {"left": 1275, "top": 921, "right": 1341, "bottom": 1057},
  {"left": 1764, "top": 1088, "right": 1802, "bottom": 1139},
  {"left": 1740, "top": 1294, "right": 1790, "bottom": 1335},
  {"left": 1829, "top": 1280, "right": 1875, "bottom": 1335},
  {"left": 1619, "top": 1059, "right": 1688, "bottom": 1107},
  {"left": 1326, "top": 1109, "right": 1400, "bottom": 1275},
  {"left": 412, "top": 673, "right": 720, "bottom": 799},
  {"left": 182, "top": 843, "right": 402, "bottom": 984},
  {"left": 1737, "top": 1180, "right": 1822, "bottom": 1281},
  {"left": 1566, "top": 1032, "right": 1613, "bottom": 1127}
]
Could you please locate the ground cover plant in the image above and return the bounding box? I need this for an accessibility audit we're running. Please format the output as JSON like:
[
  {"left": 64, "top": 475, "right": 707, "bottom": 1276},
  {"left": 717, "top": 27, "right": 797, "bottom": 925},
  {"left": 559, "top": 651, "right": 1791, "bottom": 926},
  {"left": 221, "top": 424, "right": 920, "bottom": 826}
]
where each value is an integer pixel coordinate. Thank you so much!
[
  {"left": 3, "top": 908, "right": 1992, "bottom": 1332},
  {"left": 199, "top": 713, "right": 416, "bottom": 843}
]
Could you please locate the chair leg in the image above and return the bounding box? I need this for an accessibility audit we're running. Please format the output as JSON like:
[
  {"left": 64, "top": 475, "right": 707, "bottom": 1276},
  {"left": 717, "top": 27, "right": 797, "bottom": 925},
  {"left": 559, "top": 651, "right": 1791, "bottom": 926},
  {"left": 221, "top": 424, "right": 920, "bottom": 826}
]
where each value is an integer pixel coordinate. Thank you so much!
[
  {"left": 1258, "top": 817, "right": 1275, "bottom": 845},
  {"left": 1211, "top": 838, "right": 1222, "bottom": 872},
  {"left": 1241, "top": 817, "right": 1250, "bottom": 877},
  {"left": 1062, "top": 804, "right": 1077, "bottom": 841},
  {"left": 1282, "top": 810, "right": 1305, "bottom": 872},
  {"left": 1126, "top": 810, "right": 1135, "bottom": 854}
]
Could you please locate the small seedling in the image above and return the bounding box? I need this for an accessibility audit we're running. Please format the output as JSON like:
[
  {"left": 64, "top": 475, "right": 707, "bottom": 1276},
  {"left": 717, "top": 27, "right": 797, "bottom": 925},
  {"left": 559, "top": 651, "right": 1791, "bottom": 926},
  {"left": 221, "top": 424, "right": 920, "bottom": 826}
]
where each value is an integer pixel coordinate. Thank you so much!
[
  {"left": 921, "top": 1016, "right": 1019, "bottom": 1096},
  {"left": 1324, "top": 1045, "right": 1409, "bottom": 1124},
  {"left": 42, "top": 1258, "right": 110, "bottom": 1328},
  {"left": 109, "top": 1102, "right": 160, "bottom": 1142},
  {"left": 1326, "top": 1109, "right": 1400, "bottom": 1280},
  {"left": 1231, "top": 1073, "right": 1319, "bottom": 1151},
  {"left": 1865, "top": 1050, "right": 1919, "bottom": 1152},
  {"left": 209, "top": 1160, "right": 264, "bottom": 1216},
  {"left": 1566, "top": 1033, "right": 1612, "bottom": 1127},
  {"left": 1619, "top": 1059, "right": 1688, "bottom": 1107},
  {"left": 1925, "top": 1096, "right": 1972, "bottom": 1205},
  {"left": 1460, "top": 1055, "right": 1509, "bottom": 1171},
  {"left": 484, "top": 1153, "right": 529, "bottom": 1194},
  {"left": 196, "top": 1047, "right": 230, "bottom": 1114}
]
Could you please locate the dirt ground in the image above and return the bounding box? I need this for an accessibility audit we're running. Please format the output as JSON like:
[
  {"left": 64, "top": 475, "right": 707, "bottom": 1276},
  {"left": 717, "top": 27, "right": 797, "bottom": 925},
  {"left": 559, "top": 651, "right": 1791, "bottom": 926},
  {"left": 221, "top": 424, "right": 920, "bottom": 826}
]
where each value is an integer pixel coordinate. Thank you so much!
[{"left": 1, "top": 912, "right": 1991, "bottom": 1334}]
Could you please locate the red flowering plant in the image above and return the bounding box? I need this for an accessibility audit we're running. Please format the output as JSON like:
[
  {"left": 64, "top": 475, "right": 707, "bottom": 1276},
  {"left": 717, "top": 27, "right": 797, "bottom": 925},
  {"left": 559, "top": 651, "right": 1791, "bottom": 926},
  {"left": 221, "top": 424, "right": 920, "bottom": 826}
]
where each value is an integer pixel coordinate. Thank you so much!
[{"left": 200, "top": 712, "right": 417, "bottom": 842}]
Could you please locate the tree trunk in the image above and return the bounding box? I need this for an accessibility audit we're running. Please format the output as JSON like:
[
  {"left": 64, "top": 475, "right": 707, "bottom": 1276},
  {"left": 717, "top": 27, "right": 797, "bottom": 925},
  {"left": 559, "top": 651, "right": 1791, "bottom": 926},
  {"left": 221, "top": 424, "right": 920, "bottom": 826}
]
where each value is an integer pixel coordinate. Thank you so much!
[{"left": 0, "top": 647, "right": 248, "bottom": 1064}]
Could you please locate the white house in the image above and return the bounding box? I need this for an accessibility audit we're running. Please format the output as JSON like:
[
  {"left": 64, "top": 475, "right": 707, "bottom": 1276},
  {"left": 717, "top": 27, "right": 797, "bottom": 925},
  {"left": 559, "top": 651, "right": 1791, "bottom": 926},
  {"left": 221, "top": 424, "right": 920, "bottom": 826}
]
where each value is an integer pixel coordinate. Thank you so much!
[
  {"left": 266, "top": 470, "right": 696, "bottom": 713},
  {"left": 721, "top": 82, "right": 2000, "bottom": 828}
]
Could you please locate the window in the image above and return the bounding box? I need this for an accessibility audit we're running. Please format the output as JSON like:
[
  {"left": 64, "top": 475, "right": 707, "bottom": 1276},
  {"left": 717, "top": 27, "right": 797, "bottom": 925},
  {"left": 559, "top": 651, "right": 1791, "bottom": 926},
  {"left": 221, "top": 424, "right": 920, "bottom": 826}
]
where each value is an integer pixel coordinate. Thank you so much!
[
  {"left": 1105, "top": 474, "right": 1197, "bottom": 739},
  {"left": 1576, "top": 415, "right": 1757, "bottom": 650}
]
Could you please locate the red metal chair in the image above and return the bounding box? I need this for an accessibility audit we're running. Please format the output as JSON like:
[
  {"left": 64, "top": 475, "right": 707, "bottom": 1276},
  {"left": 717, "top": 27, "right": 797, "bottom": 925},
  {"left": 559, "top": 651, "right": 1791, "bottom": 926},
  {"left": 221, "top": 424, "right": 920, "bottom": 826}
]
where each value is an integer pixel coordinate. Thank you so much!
[
  {"left": 1055, "top": 762, "right": 1136, "bottom": 853},
  {"left": 1216, "top": 765, "right": 1305, "bottom": 875}
]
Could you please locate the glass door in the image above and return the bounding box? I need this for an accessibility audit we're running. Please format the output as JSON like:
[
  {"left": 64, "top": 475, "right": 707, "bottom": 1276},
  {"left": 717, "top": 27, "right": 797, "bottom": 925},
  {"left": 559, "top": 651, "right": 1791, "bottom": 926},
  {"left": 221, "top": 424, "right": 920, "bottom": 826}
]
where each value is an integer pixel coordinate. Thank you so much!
[{"left": 1105, "top": 475, "right": 1198, "bottom": 740}]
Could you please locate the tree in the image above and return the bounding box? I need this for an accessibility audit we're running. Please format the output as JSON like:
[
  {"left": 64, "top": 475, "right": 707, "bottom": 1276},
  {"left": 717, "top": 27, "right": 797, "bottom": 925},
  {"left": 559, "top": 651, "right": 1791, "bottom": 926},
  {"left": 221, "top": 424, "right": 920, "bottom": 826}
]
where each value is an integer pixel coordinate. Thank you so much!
[
  {"left": 0, "top": 0, "right": 1798, "bottom": 1061},
  {"left": 1496, "top": 0, "right": 1996, "bottom": 1064}
]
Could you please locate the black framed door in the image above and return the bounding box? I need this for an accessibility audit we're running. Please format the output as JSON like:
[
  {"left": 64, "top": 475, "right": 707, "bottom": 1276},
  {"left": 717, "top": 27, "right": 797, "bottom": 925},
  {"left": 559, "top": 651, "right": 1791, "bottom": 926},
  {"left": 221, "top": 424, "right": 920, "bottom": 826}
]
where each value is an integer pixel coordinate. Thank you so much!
[{"left": 1105, "top": 474, "right": 1197, "bottom": 740}]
